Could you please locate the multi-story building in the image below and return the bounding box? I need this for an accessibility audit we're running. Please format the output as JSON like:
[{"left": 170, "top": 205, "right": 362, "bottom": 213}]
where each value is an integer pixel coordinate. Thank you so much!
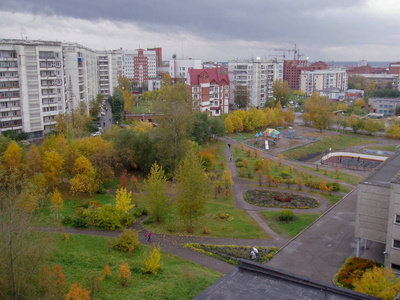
[
  {"left": 228, "top": 58, "right": 283, "bottom": 108},
  {"left": 0, "top": 39, "right": 65, "bottom": 138},
  {"left": 300, "top": 69, "right": 348, "bottom": 96},
  {"left": 169, "top": 58, "right": 202, "bottom": 82},
  {"left": 122, "top": 49, "right": 158, "bottom": 86},
  {"left": 187, "top": 68, "right": 230, "bottom": 116},
  {"left": 283, "top": 60, "right": 308, "bottom": 91},
  {"left": 368, "top": 97, "right": 400, "bottom": 115},
  {"left": 355, "top": 150, "right": 400, "bottom": 272},
  {"left": 96, "top": 50, "right": 122, "bottom": 97},
  {"left": 62, "top": 42, "right": 98, "bottom": 111}
]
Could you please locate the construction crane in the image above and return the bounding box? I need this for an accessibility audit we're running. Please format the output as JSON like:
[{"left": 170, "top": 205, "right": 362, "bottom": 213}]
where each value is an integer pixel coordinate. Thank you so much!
[{"left": 273, "top": 44, "right": 302, "bottom": 61}]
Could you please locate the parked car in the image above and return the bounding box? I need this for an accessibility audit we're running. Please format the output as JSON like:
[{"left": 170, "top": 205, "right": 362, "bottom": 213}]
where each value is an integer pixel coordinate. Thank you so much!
[{"left": 91, "top": 131, "right": 101, "bottom": 137}]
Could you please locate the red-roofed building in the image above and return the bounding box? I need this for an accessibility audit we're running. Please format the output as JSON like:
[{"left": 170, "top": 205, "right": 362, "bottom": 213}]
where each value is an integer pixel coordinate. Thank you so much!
[{"left": 187, "top": 68, "right": 230, "bottom": 116}]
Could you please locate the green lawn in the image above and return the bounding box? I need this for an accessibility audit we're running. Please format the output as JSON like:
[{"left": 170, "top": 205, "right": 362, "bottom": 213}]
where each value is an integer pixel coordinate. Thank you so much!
[
  {"left": 50, "top": 234, "right": 220, "bottom": 299},
  {"left": 283, "top": 134, "right": 375, "bottom": 160},
  {"left": 261, "top": 211, "right": 320, "bottom": 238},
  {"left": 129, "top": 99, "right": 153, "bottom": 114},
  {"left": 298, "top": 165, "right": 362, "bottom": 186},
  {"left": 361, "top": 144, "right": 398, "bottom": 153}
]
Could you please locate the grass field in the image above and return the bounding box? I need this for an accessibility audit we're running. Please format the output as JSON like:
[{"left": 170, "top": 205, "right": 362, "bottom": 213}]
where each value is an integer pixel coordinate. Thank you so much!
[
  {"left": 283, "top": 134, "right": 375, "bottom": 160},
  {"left": 361, "top": 144, "right": 398, "bottom": 153},
  {"left": 261, "top": 211, "right": 321, "bottom": 238},
  {"left": 298, "top": 165, "right": 363, "bottom": 186},
  {"left": 50, "top": 234, "right": 220, "bottom": 299}
]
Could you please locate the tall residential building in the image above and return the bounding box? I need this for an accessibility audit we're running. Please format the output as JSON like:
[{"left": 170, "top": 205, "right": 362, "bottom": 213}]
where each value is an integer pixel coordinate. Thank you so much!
[
  {"left": 187, "top": 68, "right": 230, "bottom": 116},
  {"left": 0, "top": 39, "right": 65, "bottom": 137},
  {"left": 299, "top": 69, "right": 348, "bottom": 96},
  {"left": 228, "top": 58, "right": 283, "bottom": 108},
  {"left": 62, "top": 42, "right": 98, "bottom": 111},
  {"left": 169, "top": 58, "right": 202, "bottom": 82},
  {"left": 283, "top": 60, "right": 308, "bottom": 91},
  {"left": 122, "top": 49, "right": 158, "bottom": 86},
  {"left": 96, "top": 50, "right": 122, "bottom": 97}
]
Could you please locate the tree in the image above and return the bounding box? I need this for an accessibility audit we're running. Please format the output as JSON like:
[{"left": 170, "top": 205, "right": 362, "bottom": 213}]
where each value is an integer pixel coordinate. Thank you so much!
[
  {"left": 304, "top": 93, "right": 332, "bottom": 132},
  {"left": 50, "top": 188, "right": 63, "bottom": 220},
  {"left": 65, "top": 282, "right": 91, "bottom": 300},
  {"left": 210, "top": 117, "right": 226, "bottom": 137},
  {"left": 176, "top": 151, "right": 210, "bottom": 228},
  {"left": 366, "top": 80, "right": 375, "bottom": 96},
  {"left": 272, "top": 79, "right": 290, "bottom": 107},
  {"left": 221, "top": 169, "right": 234, "bottom": 196},
  {"left": 278, "top": 153, "right": 284, "bottom": 167},
  {"left": 234, "top": 85, "right": 250, "bottom": 108},
  {"left": 363, "top": 118, "right": 379, "bottom": 135},
  {"left": 154, "top": 82, "right": 194, "bottom": 176},
  {"left": 346, "top": 114, "right": 364, "bottom": 134},
  {"left": 142, "top": 244, "right": 161, "bottom": 274},
  {"left": 89, "top": 93, "right": 104, "bottom": 119},
  {"left": 115, "top": 188, "right": 135, "bottom": 215},
  {"left": 353, "top": 266, "right": 400, "bottom": 300},
  {"left": 118, "top": 262, "right": 131, "bottom": 286},
  {"left": 123, "top": 90, "right": 134, "bottom": 111},
  {"left": 26, "top": 144, "right": 41, "bottom": 177},
  {"left": 109, "top": 90, "right": 125, "bottom": 123},
  {"left": 2, "top": 141, "right": 25, "bottom": 181},
  {"left": 117, "top": 75, "right": 133, "bottom": 92},
  {"left": 42, "top": 151, "right": 64, "bottom": 190},
  {"left": 70, "top": 156, "right": 97, "bottom": 195},
  {"left": 42, "top": 264, "right": 67, "bottom": 299},
  {"left": 0, "top": 174, "right": 54, "bottom": 299},
  {"left": 191, "top": 112, "right": 211, "bottom": 144},
  {"left": 143, "top": 162, "right": 170, "bottom": 222}
]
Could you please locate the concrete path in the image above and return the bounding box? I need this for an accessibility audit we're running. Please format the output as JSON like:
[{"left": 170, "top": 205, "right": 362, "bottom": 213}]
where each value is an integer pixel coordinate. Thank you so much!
[{"left": 267, "top": 189, "right": 359, "bottom": 284}]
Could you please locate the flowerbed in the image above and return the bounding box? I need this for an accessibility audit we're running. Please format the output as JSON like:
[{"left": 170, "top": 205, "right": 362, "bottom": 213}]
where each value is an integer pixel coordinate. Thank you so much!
[
  {"left": 212, "top": 213, "right": 234, "bottom": 222},
  {"left": 184, "top": 244, "right": 278, "bottom": 265},
  {"left": 244, "top": 190, "right": 319, "bottom": 209},
  {"left": 334, "top": 257, "right": 380, "bottom": 289}
]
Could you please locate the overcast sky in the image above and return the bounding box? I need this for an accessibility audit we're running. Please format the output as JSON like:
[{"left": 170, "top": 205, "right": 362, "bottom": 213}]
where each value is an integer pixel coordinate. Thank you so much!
[{"left": 1, "top": 0, "right": 400, "bottom": 63}]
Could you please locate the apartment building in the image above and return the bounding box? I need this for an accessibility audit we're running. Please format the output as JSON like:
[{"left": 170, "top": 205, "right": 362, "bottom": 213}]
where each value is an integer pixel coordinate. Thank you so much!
[
  {"left": 299, "top": 69, "right": 348, "bottom": 96},
  {"left": 355, "top": 150, "right": 400, "bottom": 272},
  {"left": 169, "top": 58, "right": 202, "bottom": 82},
  {"left": 187, "top": 68, "right": 230, "bottom": 116},
  {"left": 0, "top": 39, "right": 65, "bottom": 137},
  {"left": 368, "top": 97, "right": 400, "bottom": 115},
  {"left": 228, "top": 58, "right": 283, "bottom": 108},
  {"left": 62, "top": 43, "right": 98, "bottom": 111},
  {"left": 122, "top": 49, "right": 158, "bottom": 86},
  {"left": 96, "top": 50, "right": 122, "bottom": 97}
]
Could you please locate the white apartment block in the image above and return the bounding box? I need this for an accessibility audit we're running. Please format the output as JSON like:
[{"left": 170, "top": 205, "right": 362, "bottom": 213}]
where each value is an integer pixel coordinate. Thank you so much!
[
  {"left": 0, "top": 39, "right": 65, "bottom": 138},
  {"left": 96, "top": 50, "right": 122, "bottom": 97},
  {"left": 228, "top": 58, "right": 283, "bottom": 108},
  {"left": 122, "top": 49, "right": 157, "bottom": 86},
  {"left": 62, "top": 43, "right": 98, "bottom": 112},
  {"left": 300, "top": 69, "right": 348, "bottom": 96},
  {"left": 169, "top": 58, "right": 202, "bottom": 81}
]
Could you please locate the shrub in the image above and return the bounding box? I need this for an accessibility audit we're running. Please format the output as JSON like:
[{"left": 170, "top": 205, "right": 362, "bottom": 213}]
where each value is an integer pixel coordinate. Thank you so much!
[
  {"left": 279, "top": 210, "right": 294, "bottom": 222},
  {"left": 235, "top": 157, "right": 243, "bottom": 163},
  {"left": 103, "top": 265, "right": 111, "bottom": 279},
  {"left": 142, "top": 245, "right": 161, "bottom": 274},
  {"left": 335, "top": 257, "right": 379, "bottom": 289},
  {"left": 118, "top": 262, "right": 131, "bottom": 286},
  {"left": 238, "top": 167, "right": 247, "bottom": 178},
  {"left": 65, "top": 282, "right": 90, "bottom": 300},
  {"left": 331, "top": 181, "right": 340, "bottom": 191},
  {"left": 245, "top": 149, "right": 251, "bottom": 157},
  {"left": 274, "top": 195, "right": 292, "bottom": 202},
  {"left": 134, "top": 207, "right": 149, "bottom": 218},
  {"left": 72, "top": 216, "right": 88, "bottom": 228},
  {"left": 114, "top": 229, "right": 140, "bottom": 252},
  {"left": 87, "top": 204, "right": 121, "bottom": 230},
  {"left": 243, "top": 159, "right": 249, "bottom": 168},
  {"left": 62, "top": 216, "right": 73, "bottom": 225},
  {"left": 254, "top": 160, "right": 264, "bottom": 171},
  {"left": 236, "top": 161, "right": 244, "bottom": 168},
  {"left": 281, "top": 170, "right": 290, "bottom": 179},
  {"left": 90, "top": 201, "right": 103, "bottom": 207},
  {"left": 198, "top": 150, "right": 216, "bottom": 171}
]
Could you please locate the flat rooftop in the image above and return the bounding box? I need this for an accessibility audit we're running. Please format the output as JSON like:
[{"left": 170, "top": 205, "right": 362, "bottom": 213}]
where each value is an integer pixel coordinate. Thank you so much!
[{"left": 362, "top": 150, "right": 400, "bottom": 186}]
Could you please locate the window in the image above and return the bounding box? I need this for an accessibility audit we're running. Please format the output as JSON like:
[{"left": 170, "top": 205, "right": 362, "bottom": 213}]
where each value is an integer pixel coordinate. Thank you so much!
[
  {"left": 395, "top": 215, "right": 400, "bottom": 224},
  {"left": 393, "top": 239, "right": 400, "bottom": 249},
  {"left": 392, "top": 264, "right": 400, "bottom": 272}
]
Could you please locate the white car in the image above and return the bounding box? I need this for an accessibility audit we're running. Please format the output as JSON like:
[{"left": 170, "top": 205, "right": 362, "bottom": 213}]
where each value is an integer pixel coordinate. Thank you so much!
[{"left": 91, "top": 131, "right": 101, "bottom": 137}]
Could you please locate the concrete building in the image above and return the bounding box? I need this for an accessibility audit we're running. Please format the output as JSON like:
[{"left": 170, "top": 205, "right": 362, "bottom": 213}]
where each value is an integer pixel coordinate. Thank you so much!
[
  {"left": 96, "top": 50, "right": 122, "bottom": 97},
  {"left": 368, "top": 97, "right": 400, "bottom": 115},
  {"left": 0, "top": 39, "right": 65, "bottom": 138},
  {"left": 355, "top": 150, "right": 400, "bottom": 272},
  {"left": 300, "top": 69, "right": 348, "bottom": 96},
  {"left": 169, "top": 58, "right": 202, "bottom": 82},
  {"left": 122, "top": 49, "right": 158, "bottom": 86},
  {"left": 228, "top": 58, "right": 283, "bottom": 108},
  {"left": 62, "top": 42, "right": 98, "bottom": 112},
  {"left": 187, "top": 68, "right": 230, "bottom": 116}
]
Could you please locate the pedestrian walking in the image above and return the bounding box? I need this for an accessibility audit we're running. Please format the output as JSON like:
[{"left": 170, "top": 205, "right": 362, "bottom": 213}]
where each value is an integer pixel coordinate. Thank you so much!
[
  {"left": 229, "top": 155, "right": 233, "bottom": 162},
  {"left": 228, "top": 143, "right": 231, "bottom": 150},
  {"left": 250, "top": 250, "right": 256, "bottom": 261},
  {"left": 146, "top": 232, "right": 152, "bottom": 243}
]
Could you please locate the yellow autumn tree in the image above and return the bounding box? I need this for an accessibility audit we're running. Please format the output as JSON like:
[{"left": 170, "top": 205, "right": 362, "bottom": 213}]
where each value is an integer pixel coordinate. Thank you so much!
[
  {"left": 123, "top": 90, "right": 133, "bottom": 111},
  {"left": 65, "top": 282, "right": 91, "bottom": 300},
  {"left": 221, "top": 169, "right": 234, "bottom": 197},
  {"left": 50, "top": 188, "right": 63, "bottom": 220},
  {"left": 2, "top": 141, "right": 25, "bottom": 180},
  {"left": 42, "top": 151, "right": 64, "bottom": 190},
  {"left": 353, "top": 266, "right": 400, "bottom": 300},
  {"left": 115, "top": 187, "right": 135, "bottom": 214},
  {"left": 142, "top": 244, "right": 161, "bottom": 274},
  {"left": 27, "top": 143, "right": 41, "bottom": 177},
  {"left": 118, "top": 262, "right": 131, "bottom": 286},
  {"left": 70, "top": 156, "right": 97, "bottom": 195}
]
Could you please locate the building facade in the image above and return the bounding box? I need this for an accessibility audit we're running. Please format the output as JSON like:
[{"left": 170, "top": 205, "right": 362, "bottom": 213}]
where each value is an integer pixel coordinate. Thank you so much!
[
  {"left": 300, "top": 69, "right": 348, "bottom": 96},
  {"left": 355, "top": 150, "right": 400, "bottom": 272},
  {"left": 368, "top": 97, "right": 400, "bottom": 115},
  {"left": 169, "top": 58, "right": 202, "bottom": 82},
  {"left": 187, "top": 68, "right": 230, "bottom": 116},
  {"left": 0, "top": 39, "right": 66, "bottom": 137},
  {"left": 122, "top": 49, "right": 158, "bottom": 86},
  {"left": 96, "top": 50, "right": 122, "bottom": 97},
  {"left": 228, "top": 58, "right": 283, "bottom": 108}
]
